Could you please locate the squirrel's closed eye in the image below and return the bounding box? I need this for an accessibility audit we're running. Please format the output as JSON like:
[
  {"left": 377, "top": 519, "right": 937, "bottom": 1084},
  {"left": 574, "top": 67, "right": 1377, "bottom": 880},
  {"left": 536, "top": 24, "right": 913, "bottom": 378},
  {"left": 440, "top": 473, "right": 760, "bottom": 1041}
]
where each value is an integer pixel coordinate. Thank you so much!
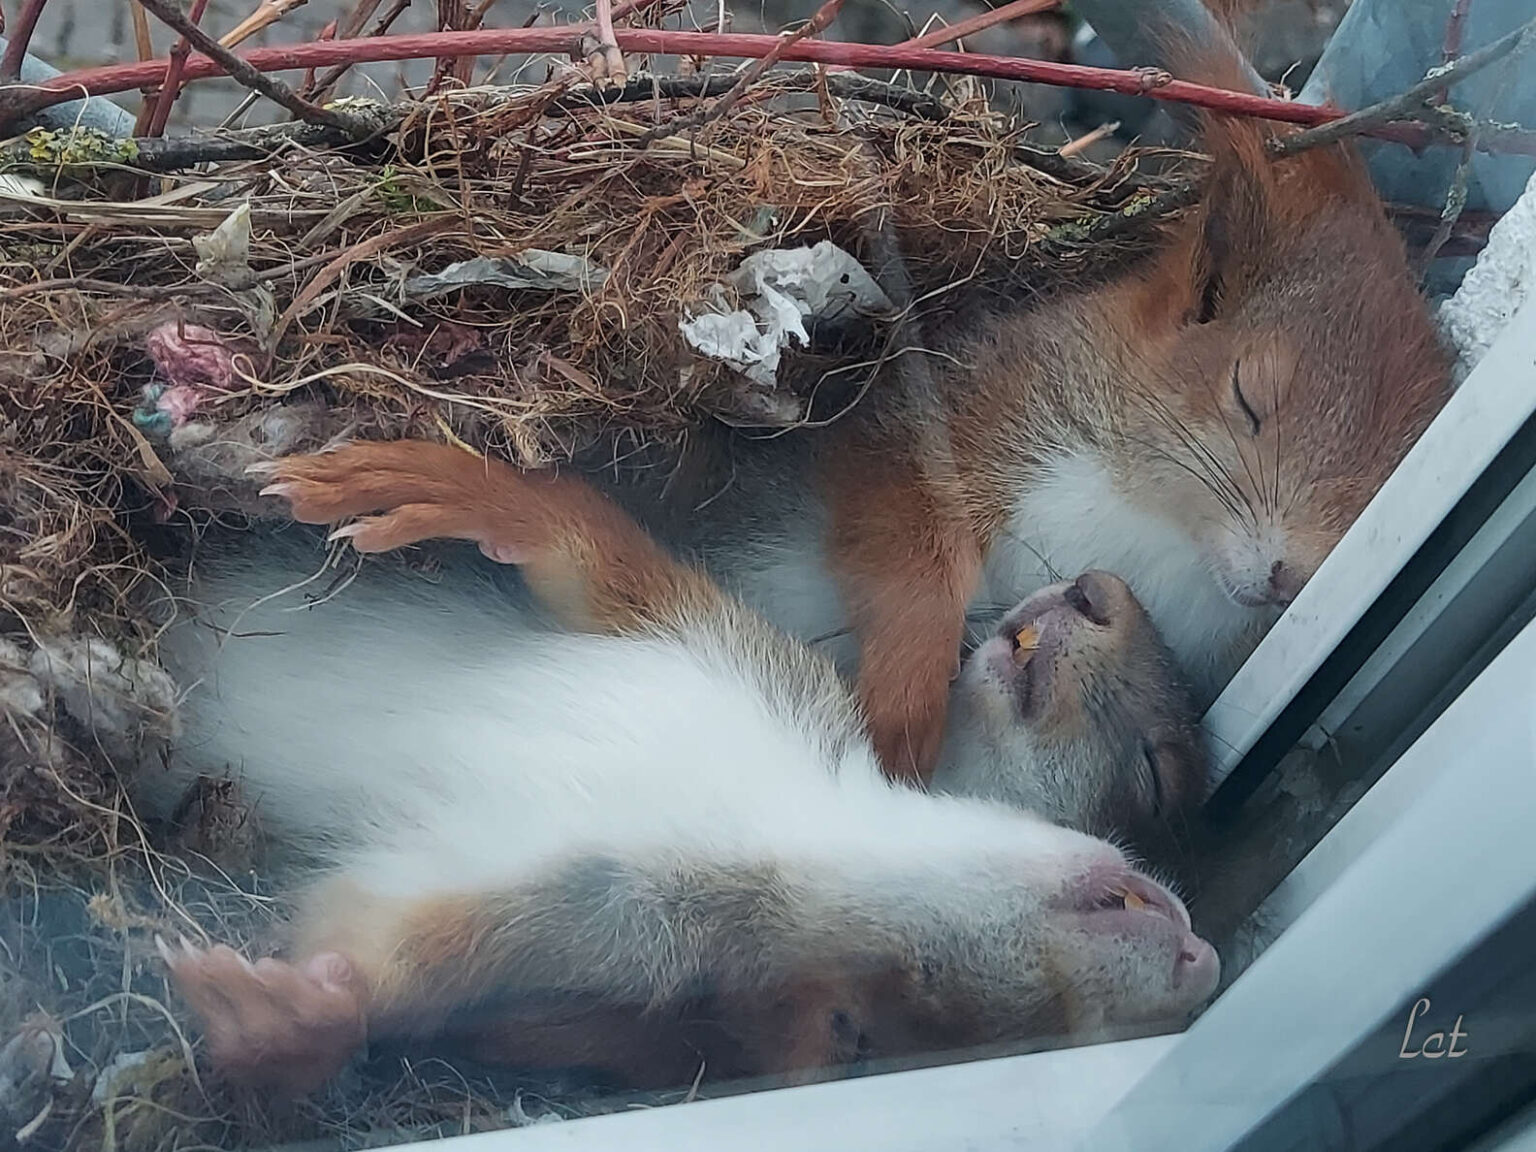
[
  {"left": 1231, "top": 361, "right": 1261, "bottom": 436},
  {"left": 1141, "top": 741, "right": 1165, "bottom": 816}
]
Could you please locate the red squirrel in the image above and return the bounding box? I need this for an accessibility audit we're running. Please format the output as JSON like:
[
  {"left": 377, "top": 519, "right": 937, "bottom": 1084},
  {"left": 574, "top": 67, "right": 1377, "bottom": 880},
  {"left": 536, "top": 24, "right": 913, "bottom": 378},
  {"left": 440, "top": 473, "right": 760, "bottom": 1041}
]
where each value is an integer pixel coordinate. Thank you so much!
[
  {"left": 151, "top": 439, "right": 1217, "bottom": 1095},
  {"left": 659, "top": 30, "right": 1452, "bottom": 785}
]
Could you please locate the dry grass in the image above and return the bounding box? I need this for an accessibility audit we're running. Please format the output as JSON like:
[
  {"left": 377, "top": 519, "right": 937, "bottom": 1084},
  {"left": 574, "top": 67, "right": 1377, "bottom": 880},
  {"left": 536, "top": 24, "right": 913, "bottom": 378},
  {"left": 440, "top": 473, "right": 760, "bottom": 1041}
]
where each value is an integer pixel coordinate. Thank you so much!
[{"left": 0, "top": 70, "right": 1190, "bottom": 1149}]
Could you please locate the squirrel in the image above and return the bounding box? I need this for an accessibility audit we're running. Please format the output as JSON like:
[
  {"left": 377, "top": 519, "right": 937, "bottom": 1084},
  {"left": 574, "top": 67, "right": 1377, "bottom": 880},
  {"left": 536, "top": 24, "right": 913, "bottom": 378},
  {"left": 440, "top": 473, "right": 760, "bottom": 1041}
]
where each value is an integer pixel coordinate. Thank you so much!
[
  {"left": 151, "top": 439, "right": 1218, "bottom": 1095},
  {"left": 618, "top": 20, "right": 1454, "bottom": 788}
]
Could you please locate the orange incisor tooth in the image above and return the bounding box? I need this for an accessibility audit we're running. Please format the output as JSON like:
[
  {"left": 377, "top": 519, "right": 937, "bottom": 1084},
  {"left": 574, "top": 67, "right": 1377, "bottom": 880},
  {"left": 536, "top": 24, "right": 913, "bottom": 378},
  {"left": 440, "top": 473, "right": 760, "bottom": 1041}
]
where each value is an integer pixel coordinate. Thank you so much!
[
  {"left": 1013, "top": 624, "right": 1040, "bottom": 657},
  {"left": 1123, "top": 890, "right": 1148, "bottom": 912}
]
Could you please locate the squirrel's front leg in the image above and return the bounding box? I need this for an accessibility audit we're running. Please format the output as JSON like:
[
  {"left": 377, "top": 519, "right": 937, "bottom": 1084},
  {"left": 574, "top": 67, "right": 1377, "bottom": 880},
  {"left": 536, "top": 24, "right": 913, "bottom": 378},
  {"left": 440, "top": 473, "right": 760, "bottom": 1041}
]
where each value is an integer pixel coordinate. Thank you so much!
[{"left": 822, "top": 438, "right": 981, "bottom": 786}]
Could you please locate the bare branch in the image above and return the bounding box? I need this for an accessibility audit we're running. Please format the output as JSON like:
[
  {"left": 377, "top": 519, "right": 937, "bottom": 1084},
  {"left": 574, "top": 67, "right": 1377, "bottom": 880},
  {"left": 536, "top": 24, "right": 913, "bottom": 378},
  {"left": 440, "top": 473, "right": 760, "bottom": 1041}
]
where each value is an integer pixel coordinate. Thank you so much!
[
  {"left": 0, "top": 0, "right": 50, "bottom": 84},
  {"left": 1272, "top": 14, "right": 1536, "bottom": 158},
  {"left": 638, "top": 0, "right": 845, "bottom": 145},
  {"left": 131, "top": 0, "right": 375, "bottom": 137}
]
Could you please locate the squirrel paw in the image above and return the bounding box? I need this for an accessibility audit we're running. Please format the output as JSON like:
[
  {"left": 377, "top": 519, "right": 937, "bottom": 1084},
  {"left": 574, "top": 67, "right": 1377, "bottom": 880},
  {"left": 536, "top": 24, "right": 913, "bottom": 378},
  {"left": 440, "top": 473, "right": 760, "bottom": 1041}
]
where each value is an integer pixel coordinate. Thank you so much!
[
  {"left": 158, "top": 937, "right": 366, "bottom": 1095},
  {"left": 249, "top": 440, "right": 531, "bottom": 561}
]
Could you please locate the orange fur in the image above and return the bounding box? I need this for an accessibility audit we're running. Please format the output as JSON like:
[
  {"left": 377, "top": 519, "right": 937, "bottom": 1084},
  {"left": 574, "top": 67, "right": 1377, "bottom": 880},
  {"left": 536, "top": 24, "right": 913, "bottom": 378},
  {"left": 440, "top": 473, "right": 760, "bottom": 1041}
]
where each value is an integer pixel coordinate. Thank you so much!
[
  {"left": 262, "top": 440, "right": 726, "bottom": 638},
  {"left": 823, "top": 98, "right": 1447, "bottom": 768},
  {"left": 823, "top": 439, "right": 981, "bottom": 785}
]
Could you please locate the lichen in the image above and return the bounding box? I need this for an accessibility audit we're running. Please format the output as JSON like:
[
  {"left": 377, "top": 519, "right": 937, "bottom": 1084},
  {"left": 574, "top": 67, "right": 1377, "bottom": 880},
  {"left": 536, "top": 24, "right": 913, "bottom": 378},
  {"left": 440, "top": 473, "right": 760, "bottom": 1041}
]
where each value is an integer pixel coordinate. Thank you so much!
[{"left": 19, "top": 126, "right": 140, "bottom": 169}]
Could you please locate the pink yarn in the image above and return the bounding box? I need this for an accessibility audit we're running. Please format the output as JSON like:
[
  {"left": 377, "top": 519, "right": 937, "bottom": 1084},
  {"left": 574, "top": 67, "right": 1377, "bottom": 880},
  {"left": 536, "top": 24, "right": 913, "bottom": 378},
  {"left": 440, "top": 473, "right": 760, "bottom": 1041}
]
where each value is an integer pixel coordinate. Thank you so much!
[{"left": 144, "top": 322, "right": 236, "bottom": 391}]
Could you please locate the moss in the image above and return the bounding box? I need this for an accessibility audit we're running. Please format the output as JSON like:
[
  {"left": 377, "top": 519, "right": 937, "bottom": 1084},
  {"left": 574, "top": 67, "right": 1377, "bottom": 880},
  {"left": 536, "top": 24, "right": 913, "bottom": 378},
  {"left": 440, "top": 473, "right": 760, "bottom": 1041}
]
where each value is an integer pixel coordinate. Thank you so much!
[{"left": 19, "top": 127, "right": 140, "bottom": 169}]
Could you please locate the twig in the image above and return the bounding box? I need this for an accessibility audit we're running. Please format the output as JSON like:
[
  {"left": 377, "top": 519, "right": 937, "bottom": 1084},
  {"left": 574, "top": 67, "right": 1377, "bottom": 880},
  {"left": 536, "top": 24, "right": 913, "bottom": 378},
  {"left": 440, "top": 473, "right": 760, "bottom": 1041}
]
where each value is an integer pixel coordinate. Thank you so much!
[
  {"left": 1272, "top": 13, "right": 1536, "bottom": 157},
  {"left": 144, "top": 0, "right": 210, "bottom": 139},
  {"left": 825, "top": 0, "right": 1057, "bottom": 75},
  {"left": 428, "top": 0, "right": 476, "bottom": 94},
  {"left": 0, "top": 0, "right": 49, "bottom": 83},
  {"left": 220, "top": 0, "right": 311, "bottom": 49},
  {"left": 583, "top": 0, "right": 626, "bottom": 84},
  {"left": 1057, "top": 119, "right": 1118, "bottom": 157},
  {"left": 1417, "top": 129, "right": 1476, "bottom": 278},
  {"left": 1443, "top": 0, "right": 1474, "bottom": 65},
  {"left": 0, "top": 30, "right": 1343, "bottom": 122},
  {"left": 893, "top": 0, "right": 1056, "bottom": 52},
  {"left": 299, "top": 18, "right": 339, "bottom": 94},
  {"left": 7, "top": 24, "right": 1536, "bottom": 156},
  {"left": 1435, "top": 0, "right": 1473, "bottom": 105},
  {"left": 306, "top": 0, "right": 403, "bottom": 102},
  {"left": 639, "top": 0, "right": 843, "bottom": 144},
  {"left": 130, "top": 0, "right": 374, "bottom": 138},
  {"left": 130, "top": 0, "right": 159, "bottom": 133}
]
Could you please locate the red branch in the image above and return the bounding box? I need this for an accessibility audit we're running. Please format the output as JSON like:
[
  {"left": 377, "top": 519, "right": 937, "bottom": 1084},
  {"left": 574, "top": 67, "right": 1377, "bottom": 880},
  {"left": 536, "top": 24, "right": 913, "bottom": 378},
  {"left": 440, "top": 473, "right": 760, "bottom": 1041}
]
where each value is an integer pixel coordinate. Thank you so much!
[
  {"left": 0, "top": 26, "right": 1518, "bottom": 150},
  {"left": 0, "top": 0, "right": 50, "bottom": 83},
  {"left": 145, "top": 0, "right": 211, "bottom": 138}
]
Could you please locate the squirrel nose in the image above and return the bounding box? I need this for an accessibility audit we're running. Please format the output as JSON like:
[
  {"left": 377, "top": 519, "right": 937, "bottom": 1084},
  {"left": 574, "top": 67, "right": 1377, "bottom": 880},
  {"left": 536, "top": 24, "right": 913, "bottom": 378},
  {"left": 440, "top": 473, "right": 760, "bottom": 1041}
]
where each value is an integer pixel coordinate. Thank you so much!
[{"left": 1268, "top": 561, "right": 1305, "bottom": 606}]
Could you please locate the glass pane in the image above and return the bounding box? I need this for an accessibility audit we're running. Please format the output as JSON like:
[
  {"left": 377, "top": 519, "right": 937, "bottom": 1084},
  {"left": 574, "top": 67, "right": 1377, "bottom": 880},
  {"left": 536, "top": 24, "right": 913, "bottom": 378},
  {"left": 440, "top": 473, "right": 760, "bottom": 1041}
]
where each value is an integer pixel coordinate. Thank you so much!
[{"left": 3, "top": 2, "right": 1531, "bottom": 1149}]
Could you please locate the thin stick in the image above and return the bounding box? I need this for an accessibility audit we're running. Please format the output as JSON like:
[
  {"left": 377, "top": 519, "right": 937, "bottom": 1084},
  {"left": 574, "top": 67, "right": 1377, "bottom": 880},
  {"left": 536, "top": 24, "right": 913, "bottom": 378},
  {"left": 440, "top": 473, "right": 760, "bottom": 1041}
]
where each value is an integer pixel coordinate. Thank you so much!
[
  {"left": 306, "top": 0, "right": 402, "bottom": 102},
  {"left": 1273, "top": 13, "right": 1535, "bottom": 157},
  {"left": 428, "top": 0, "right": 474, "bottom": 94},
  {"left": 220, "top": 0, "right": 311, "bottom": 49},
  {"left": 145, "top": 0, "right": 210, "bottom": 139},
  {"left": 130, "top": 0, "right": 374, "bottom": 137},
  {"left": 130, "top": 0, "right": 159, "bottom": 134},
  {"left": 1057, "top": 119, "right": 1118, "bottom": 157},
  {"left": 825, "top": 0, "right": 1056, "bottom": 75},
  {"left": 298, "top": 17, "right": 338, "bottom": 93},
  {"left": 639, "top": 0, "right": 843, "bottom": 143},
  {"left": 0, "top": 0, "right": 49, "bottom": 83},
  {"left": 1443, "top": 0, "right": 1474, "bottom": 64},
  {"left": 895, "top": 0, "right": 1056, "bottom": 52},
  {"left": 1417, "top": 129, "right": 1476, "bottom": 278},
  {"left": 7, "top": 23, "right": 1536, "bottom": 155},
  {"left": 581, "top": 0, "right": 627, "bottom": 84},
  {"left": 0, "top": 29, "right": 1376, "bottom": 123},
  {"left": 1435, "top": 0, "right": 1474, "bottom": 105}
]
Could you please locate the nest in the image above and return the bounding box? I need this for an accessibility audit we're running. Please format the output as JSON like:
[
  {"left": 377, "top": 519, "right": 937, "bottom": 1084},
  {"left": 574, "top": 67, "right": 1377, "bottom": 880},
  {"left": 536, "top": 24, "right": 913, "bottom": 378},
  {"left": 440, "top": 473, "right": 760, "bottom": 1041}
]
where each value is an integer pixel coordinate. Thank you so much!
[{"left": 0, "top": 69, "right": 1189, "bottom": 1149}]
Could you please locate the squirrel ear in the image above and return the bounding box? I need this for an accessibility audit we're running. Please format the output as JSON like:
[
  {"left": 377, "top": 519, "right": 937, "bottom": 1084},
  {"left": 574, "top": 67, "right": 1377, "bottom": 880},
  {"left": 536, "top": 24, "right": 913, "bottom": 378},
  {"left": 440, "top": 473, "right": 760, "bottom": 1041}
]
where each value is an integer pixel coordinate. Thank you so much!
[
  {"left": 1184, "top": 112, "right": 1378, "bottom": 325},
  {"left": 1187, "top": 117, "right": 1278, "bottom": 324}
]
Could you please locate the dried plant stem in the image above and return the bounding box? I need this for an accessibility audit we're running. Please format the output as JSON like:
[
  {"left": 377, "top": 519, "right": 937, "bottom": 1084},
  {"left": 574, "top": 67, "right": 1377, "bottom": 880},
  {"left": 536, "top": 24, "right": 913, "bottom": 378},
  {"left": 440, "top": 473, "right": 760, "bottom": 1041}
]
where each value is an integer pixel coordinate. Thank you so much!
[
  {"left": 1443, "top": 0, "right": 1475, "bottom": 64},
  {"left": 895, "top": 0, "right": 1056, "bottom": 52},
  {"left": 130, "top": 0, "right": 374, "bottom": 137},
  {"left": 585, "top": 0, "right": 626, "bottom": 83},
  {"left": 429, "top": 0, "right": 475, "bottom": 94},
  {"left": 306, "top": 0, "right": 405, "bottom": 101},
  {"left": 144, "top": 0, "right": 210, "bottom": 138},
  {"left": 220, "top": 0, "right": 312, "bottom": 48},
  {"left": 1273, "top": 13, "right": 1536, "bottom": 157},
  {"left": 0, "top": 30, "right": 1385, "bottom": 126},
  {"left": 1434, "top": 0, "right": 1474, "bottom": 105},
  {"left": 639, "top": 0, "right": 843, "bottom": 144},
  {"left": 0, "top": 0, "right": 49, "bottom": 83},
  {"left": 1057, "top": 119, "right": 1119, "bottom": 157},
  {"left": 130, "top": 0, "right": 159, "bottom": 134}
]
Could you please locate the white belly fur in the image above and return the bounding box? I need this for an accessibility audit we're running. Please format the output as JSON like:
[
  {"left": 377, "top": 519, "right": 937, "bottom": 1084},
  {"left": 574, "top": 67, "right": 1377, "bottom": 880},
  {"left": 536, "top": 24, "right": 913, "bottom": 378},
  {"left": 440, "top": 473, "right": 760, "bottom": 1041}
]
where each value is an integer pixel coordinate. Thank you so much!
[
  {"left": 987, "top": 451, "right": 1270, "bottom": 704},
  {"left": 712, "top": 449, "right": 1269, "bottom": 705}
]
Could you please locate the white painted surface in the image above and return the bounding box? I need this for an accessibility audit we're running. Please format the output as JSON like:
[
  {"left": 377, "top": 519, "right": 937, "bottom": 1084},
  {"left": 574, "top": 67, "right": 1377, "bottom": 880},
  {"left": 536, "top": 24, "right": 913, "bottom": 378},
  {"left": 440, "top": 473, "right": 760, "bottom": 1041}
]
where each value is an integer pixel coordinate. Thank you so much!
[
  {"left": 1202, "top": 295, "right": 1536, "bottom": 783},
  {"left": 376, "top": 1034, "right": 1177, "bottom": 1152}
]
